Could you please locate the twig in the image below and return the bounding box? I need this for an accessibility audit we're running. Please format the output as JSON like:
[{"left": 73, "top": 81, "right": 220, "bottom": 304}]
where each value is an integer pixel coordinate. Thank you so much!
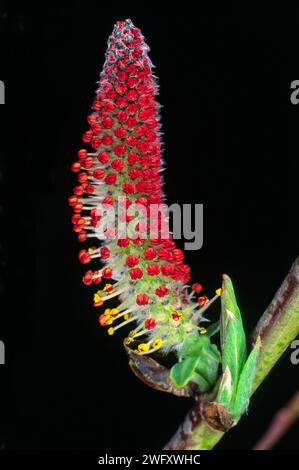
[
  {"left": 164, "top": 257, "right": 299, "bottom": 450},
  {"left": 253, "top": 391, "right": 299, "bottom": 449}
]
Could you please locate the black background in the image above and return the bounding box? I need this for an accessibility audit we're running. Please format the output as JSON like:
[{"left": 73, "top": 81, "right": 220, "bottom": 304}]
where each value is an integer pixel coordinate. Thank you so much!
[{"left": 1, "top": 4, "right": 298, "bottom": 450}]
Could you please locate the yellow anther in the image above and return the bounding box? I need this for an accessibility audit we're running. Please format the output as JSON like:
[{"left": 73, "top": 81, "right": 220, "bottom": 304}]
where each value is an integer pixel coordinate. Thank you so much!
[
  {"left": 124, "top": 313, "right": 129, "bottom": 321},
  {"left": 216, "top": 288, "right": 222, "bottom": 296},
  {"left": 104, "top": 308, "right": 111, "bottom": 316},
  {"left": 153, "top": 338, "right": 163, "bottom": 349},
  {"left": 199, "top": 327, "right": 207, "bottom": 335},
  {"left": 107, "top": 327, "right": 114, "bottom": 335},
  {"left": 105, "top": 316, "right": 114, "bottom": 325},
  {"left": 129, "top": 330, "right": 136, "bottom": 338},
  {"left": 138, "top": 343, "right": 149, "bottom": 352},
  {"left": 110, "top": 308, "right": 119, "bottom": 317},
  {"left": 124, "top": 337, "right": 133, "bottom": 345},
  {"left": 104, "top": 283, "right": 113, "bottom": 292},
  {"left": 94, "top": 293, "right": 102, "bottom": 303}
]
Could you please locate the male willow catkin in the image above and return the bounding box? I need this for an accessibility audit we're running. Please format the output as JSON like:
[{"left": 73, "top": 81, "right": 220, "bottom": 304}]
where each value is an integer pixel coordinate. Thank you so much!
[{"left": 68, "top": 19, "right": 221, "bottom": 360}]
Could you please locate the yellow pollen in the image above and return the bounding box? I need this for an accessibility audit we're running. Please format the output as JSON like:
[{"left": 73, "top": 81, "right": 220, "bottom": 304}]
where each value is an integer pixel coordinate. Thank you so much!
[
  {"left": 216, "top": 288, "right": 222, "bottom": 296},
  {"left": 138, "top": 343, "right": 149, "bottom": 352},
  {"left": 104, "top": 283, "right": 113, "bottom": 292},
  {"left": 110, "top": 308, "right": 119, "bottom": 317},
  {"left": 107, "top": 327, "right": 114, "bottom": 335},
  {"left": 104, "top": 308, "right": 111, "bottom": 316},
  {"left": 153, "top": 338, "right": 163, "bottom": 349},
  {"left": 199, "top": 327, "right": 207, "bottom": 335},
  {"left": 124, "top": 313, "right": 129, "bottom": 321},
  {"left": 129, "top": 330, "right": 136, "bottom": 338},
  {"left": 94, "top": 293, "right": 102, "bottom": 303},
  {"left": 124, "top": 337, "right": 133, "bottom": 345}
]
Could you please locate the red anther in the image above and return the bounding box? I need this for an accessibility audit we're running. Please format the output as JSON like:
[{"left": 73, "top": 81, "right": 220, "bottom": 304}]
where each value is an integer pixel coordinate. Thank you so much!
[
  {"left": 102, "top": 135, "right": 113, "bottom": 146},
  {"left": 127, "top": 103, "right": 139, "bottom": 115},
  {"left": 119, "top": 196, "right": 132, "bottom": 208},
  {"left": 96, "top": 153, "right": 108, "bottom": 166},
  {"left": 78, "top": 149, "right": 87, "bottom": 161},
  {"left": 111, "top": 159, "right": 125, "bottom": 172},
  {"left": 144, "top": 247, "right": 156, "bottom": 260},
  {"left": 198, "top": 296, "right": 208, "bottom": 308},
  {"left": 147, "top": 264, "right": 160, "bottom": 276},
  {"left": 123, "top": 182, "right": 135, "bottom": 194},
  {"left": 126, "top": 255, "right": 139, "bottom": 268},
  {"left": 83, "top": 270, "right": 93, "bottom": 285},
  {"left": 115, "top": 110, "right": 127, "bottom": 122},
  {"left": 106, "top": 88, "right": 117, "bottom": 100},
  {"left": 78, "top": 231, "right": 87, "bottom": 242},
  {"left": 161, "top": 264, "right": 175, "bottom": 276},
  {"left": 73, "top": 224, "right": 83, "bottom": 233},
  {"left": 68, "top": 195, "right": 77, "bottom": 207},
  {"left": 82, "top": 130, "right": 93, "bottom": 142},
  {"left": 93, "top": 169, "right": 105, "bottom": 180},
  {"left": 115, "top": 83, "right": 127, "bottom": 95},
  {"left": 136, "top": 293, "right": 149, "bottom": 306},
  {"left": 114, "top": 144, "right": 126, "bottom": 157},
  {"left": 117, "top": 238, "right": 130, "bottom": 247},
  {"left": 130, "top": 268, "right": 143, "bottom": 280},
  {"left": 127, "top": 152, "right": 139, "bottom": 165},
  {"left": 93, "top": 273, "right": 102, "bottom": 285},
  {"left": 90, "top": 137, "right": 102, "bottom": 149},
  {"left": 71, "top": 162, "right": 81, "bottom": 173},
  {"left": 92, "top": 99, "right": 102, "bottom": 111},
  {"left": 94, "top": 297, "right": 103, "bottom": 308},
  {"left": 155, "top": 286, "right": 169, "bottom": 297},
  {"left": 100, "top": 246, "right": 110, "bottom": 260},
  {"left": 92, "top": 124, "right": 102, "bottom": 134},
  {"left": 78, "top": 172, "right": 88, "bottom": 184},
  {"left": 78, "top": 250, "right": 91, "bottom": 264},
  {"left": 115, "top": 97, "right": 127, "bottom": 108},
  {"left": 158, "top": 249, "right": 169, "bottom": 261},
  {"left": 118, "top": 71, "right": 127, "bottom": 81},
  {"left": 128, "top": 168, "right": 142, "bottom": 180},
  {"left": 126, "top": 136, "right": 138, "bottom": 147},
  {"left": 127, "top": 77, "right": 138, "bottom": 89},
  {"left": 138, "top": 109, "right": 148, "bottom": 121},
  {"left": 132, "top": 238, "right": 145, "bottom": 246},
  {"left": 99, "top": 314, "right": 109, "bottom": 326},
  {"left": 102, "top": 196, "right": 114, "bottom": 206},
  {"left": 172, "top": 248, "right": 184, "bottom": 262},
  {"left": 136, "top": 197, "right": 148, "bottom": 206},
  {"left": 127, "top": 90, "right": 138, "bottom": 101},
  {"left": 126, "top": 117, "right": 138, "bottom": 129},
  {"left": 87, "top": 114, "right": 98, "bottom": 125},
  {"left": 145, "top": 318, "right": 156, "bottom": 330},
  {"left": 73, "top": 203, "right": 83, "bottom": 214},
  {"left": 104, "top": 101, "right": 115, "bottom": 113},
  {"left": 192, "top": 283, "right": 203, "bottom": 294},
  {"left": 84, "top": 156, "right": 94, "bottom": 169},
  {"left": 114, "top": 128, "right": 126, "bottom": 140},
  {"left": 105, "top": 173, "right": 117, "bottom": 185},
  {"left": 71, "top": 214, "right": 80, "bottom": 224},
  {"left": 74, "top": 185, "right": 84, "bottom": 196},
  {"left": 76, "top": 217, "right": 85, "bottom": 226},
  {"left": 102, "top": 116, "right": 114, "bottom": 129},
  {"left": 85, "top": 184, "right": 94, "bottom": 194},
  {"left": 102, "top": 267, "right": 112, "bottom": 279}
]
